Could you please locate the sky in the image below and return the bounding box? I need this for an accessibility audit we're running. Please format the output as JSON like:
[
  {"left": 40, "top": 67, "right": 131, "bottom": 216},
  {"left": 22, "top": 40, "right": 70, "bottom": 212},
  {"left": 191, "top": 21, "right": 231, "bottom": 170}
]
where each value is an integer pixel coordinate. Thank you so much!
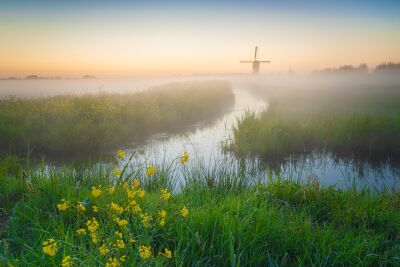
[{"left": 0, "top": 0, "right": 399, "bottom": 77}]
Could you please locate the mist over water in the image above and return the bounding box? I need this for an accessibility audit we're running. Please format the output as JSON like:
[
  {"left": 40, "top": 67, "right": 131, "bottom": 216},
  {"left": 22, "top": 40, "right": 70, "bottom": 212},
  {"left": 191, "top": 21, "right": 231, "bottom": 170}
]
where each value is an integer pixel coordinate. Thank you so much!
[
  {"left": 1, "top": 73, "right": 399, "bottom": 190},
  {"left": 0, "top": 76, "right": 206, "bottom": 98}
]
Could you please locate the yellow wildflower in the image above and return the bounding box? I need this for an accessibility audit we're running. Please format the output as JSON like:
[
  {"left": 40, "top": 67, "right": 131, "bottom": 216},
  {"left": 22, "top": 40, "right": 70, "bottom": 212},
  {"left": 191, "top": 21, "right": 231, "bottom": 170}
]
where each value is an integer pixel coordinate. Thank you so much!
[
  {"left": 91, "top": 187, "right": 102, "bottom": 198},
  {"left": 110, "top": 202, "right": 124, "bottom": 215},
  {"left": 129, "top": 200, "right": 137, "bottom": 207},
  {"left": 99, "top": 244, "right": 109, "bottom": 256},
  {"left": 132, "top": 179, "right": 140, "bottom": 189},
  {"left": 113, "top": 168, "right": 121, "bottom": 176},
  {"left": 92, "top": 205, "right": 99, "bottom": 213},
  {"left": 138, "top": 245, "right": 152, "bottom": 259},
  {"left": 159, "top": 210, "right": 167, "bottom": 218},
  {"left": 108, "top": 186, "right": 115, "bottom": 194},
  {"left": 180, "top": 151, "right": 189, "bottom": 164},
  {"left": 115, "top": 231, "right": 123, "bottom": 239},
  {"left": 42, "top": 239, "right": 57, "bottom": 256},
  {"left": 116, "top": 218, "right": 128, "bottom": 227},
  {"left": 61, "top": 256, "right": 72, "bottom": 267},
  {"left": 129, "top": 238, "right": 136, "bottom": 244},
  {"left": 120, "top": 255, "right": 127, "bottom": 263},
  {"left": 126, "top": 189, "right": 136, "bottom": 199},
  {"left": 77, "top": 203, "right": 86, "bottom": 212},
  {"left": 90, "top": 232, "right": 98, "bottom": 244},
  {"left": 56, "top": 199, "right": 69, "bottom": 212},
  {"left": 122, "top": 182, "right": 129, "bottom": 190},
  {"left": 133, "top": 204, "right": 141, "bottom": 214},
  {"left": 76, "top": 228, "right": 86, "bottom": 235},
  {"left": 162, "top": 248, "right": 172, "bottom": 259},
  {"left": 158, "top": 209, "right": 166, "bottom": 226},
  {"left": 105, "top": 257, "right": 120, "bottom": 267},
  {"left": 117, "top": 149, "right": 125, "bottom": 159},
  {"left": 181, "top": 206, "right": 189, "bottom": 218},
  {"left": 137, "top": 189, "right": 145, "bottom": 198},
  {"left": 140, "top": 213, "right": 152, "bottom": 228},
  {"left": 160, "top": 189, "right": 170, "bottom": 201},
  {"left": 146, "top": 165, "right": 156, "bottom": 176},
  {"left": 117, "top": 239, "right": 125, "bottom": 249},
  {"left": 86, "top": 217, "right": 100, "bottom": 232}
]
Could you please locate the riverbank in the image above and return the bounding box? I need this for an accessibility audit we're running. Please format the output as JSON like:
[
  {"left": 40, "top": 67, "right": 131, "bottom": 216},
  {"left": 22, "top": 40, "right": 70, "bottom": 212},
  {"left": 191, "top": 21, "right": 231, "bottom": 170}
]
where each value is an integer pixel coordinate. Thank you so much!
[
  {"left": 230, "top": 111, "right": 400, "bottom": 161},
  {"left": 0, "top": 80, "right": 234, "bottom": 157},
  {"left": 229, "top": 81, "right": 400, "bottom": 162},
  {"left": 1, "top": 154, "right": 399, "bottom": 266}
]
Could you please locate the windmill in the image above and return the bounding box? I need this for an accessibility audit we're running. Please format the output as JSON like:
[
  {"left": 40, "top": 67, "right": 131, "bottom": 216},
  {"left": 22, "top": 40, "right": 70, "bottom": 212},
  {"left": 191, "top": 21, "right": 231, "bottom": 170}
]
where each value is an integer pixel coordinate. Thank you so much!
[{"left": 240, "top": 46, "right": 270, "bottom": 74}]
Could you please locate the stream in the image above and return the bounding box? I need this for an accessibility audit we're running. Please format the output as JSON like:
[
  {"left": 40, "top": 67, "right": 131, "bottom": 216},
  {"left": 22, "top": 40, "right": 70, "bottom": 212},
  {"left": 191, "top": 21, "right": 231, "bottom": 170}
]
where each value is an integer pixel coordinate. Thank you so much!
[
  {"left": 1, "top": 77, "right": 399, "bottom": 190},
  {"left": 119, "top": 83, "right": 400, "bottom": 191}
]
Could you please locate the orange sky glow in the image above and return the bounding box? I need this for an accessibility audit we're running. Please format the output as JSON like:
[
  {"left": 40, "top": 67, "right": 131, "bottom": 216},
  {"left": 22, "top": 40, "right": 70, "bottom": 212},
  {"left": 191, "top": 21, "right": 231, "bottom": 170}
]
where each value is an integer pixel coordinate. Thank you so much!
[{"left": 1, "top": 3, "right": 399, "bottom": 77}]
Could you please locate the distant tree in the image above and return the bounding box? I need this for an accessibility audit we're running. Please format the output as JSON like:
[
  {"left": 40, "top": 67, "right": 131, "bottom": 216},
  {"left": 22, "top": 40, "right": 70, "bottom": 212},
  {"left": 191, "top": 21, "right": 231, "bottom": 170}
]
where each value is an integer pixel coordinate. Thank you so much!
[
  {"left": 24, "top": 75, "right": 39, "bottom": 79},
  {"left": 338, "top": 64, "right": 368, "bottom": 73},
  {"left": 313, "top": 63, "right": 368, "bottom": 75},
  {"left": 358, "top": 63, "right": 368, "bottom": 71},
  {"left": 338, "top": 65, "right": 354, "bottom": 71},
  {"left": 375, "top": 62, "right": 400, "bottom": 73}
]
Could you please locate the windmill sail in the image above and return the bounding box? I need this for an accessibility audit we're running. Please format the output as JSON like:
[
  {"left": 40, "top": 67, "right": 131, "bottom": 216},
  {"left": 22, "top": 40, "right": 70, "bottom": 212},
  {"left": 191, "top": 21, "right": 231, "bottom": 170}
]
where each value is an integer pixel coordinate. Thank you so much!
[{"left": 240, "top": 46, "right": 270, "bottom": 74}]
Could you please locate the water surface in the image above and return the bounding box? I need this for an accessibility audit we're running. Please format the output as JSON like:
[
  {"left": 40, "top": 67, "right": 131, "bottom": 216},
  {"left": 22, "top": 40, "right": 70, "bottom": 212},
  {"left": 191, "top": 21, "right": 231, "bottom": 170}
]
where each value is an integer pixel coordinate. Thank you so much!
[
  {"left": 2, "top": 77, "right": 399, "bottom": 190},
  {"left": 117, "top": 82, "right": 399, "bottom": 191}
]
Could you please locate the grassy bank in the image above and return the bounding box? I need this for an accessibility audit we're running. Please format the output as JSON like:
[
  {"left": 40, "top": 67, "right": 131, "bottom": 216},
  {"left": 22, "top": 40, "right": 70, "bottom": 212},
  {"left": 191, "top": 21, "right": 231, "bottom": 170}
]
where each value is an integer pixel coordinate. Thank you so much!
[
  {"left": 0, "top": 80, "right": 234, "bottom": 156},
  {"left": 230, "top": 111, "right": 400, "bottom": 160},
  {"left": 230, "top": 81, "right": 400, "bottom": 161},
  {"left": 1, "top": 154, "right": 399, "bottom": 266}
]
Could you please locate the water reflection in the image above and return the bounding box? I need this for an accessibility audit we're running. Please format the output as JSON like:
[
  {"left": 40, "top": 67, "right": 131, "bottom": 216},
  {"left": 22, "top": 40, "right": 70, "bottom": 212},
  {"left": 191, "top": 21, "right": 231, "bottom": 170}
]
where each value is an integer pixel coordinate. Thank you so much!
[
  {"left": 125, "top": 87, "right": 266, "bottom": 163},
  {"left": 259, "top": 152, "right": 400, "bottom": 191},
  {"left": 122, "top": 84, "right": 399, "bottom": 191},
  {"left": 6, "top": 77, "right": 398, "bottom": 190}
]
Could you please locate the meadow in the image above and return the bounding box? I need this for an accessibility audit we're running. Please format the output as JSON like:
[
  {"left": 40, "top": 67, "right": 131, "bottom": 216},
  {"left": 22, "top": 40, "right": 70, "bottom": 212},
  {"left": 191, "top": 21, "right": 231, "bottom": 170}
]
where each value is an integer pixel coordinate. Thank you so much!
[
  {"left": 0, "top": 81, "right": 234, "bottom": 157},
  {"left": 231, "top": 111, "right": 400, "bottom": 162},
  {"left": 1, "top": 152, "right": 399, "bottom": 266},
  {"left": 1, "top": 77, "right": 400, "bottom": 266},
  {"left": 230, "top": 78, "right": 400, "bottom": 162}
]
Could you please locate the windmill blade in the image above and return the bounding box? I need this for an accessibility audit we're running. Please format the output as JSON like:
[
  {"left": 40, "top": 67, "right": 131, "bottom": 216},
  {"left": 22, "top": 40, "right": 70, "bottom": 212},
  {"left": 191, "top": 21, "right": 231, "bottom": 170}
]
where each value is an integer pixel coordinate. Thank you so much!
[
  {"left": 259, "top": 60, "right": 271, "bottom": 63},
  {"left": 240, "top": 60, "right": 253, "bottom": 63},
  {"left": 254, "top": 46, "right": 258, "bottom": 60}
]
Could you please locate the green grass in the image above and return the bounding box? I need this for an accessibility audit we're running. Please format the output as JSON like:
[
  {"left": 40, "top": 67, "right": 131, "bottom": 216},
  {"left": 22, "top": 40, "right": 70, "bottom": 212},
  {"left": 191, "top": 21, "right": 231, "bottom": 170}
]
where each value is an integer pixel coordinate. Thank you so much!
[
  {"left": 0, "top": 155, "right": 399, "bottom": 266},
  {"left": 0, "top": 80, "right": 234, "bottom": 156},
  {"left": 1, "top": 80, "right": 400, "bottom": 266},
  {"left": 249, "top": 79, "right": 400, "bottom": 116},
  {"left": 0, "top": 156, "right": 26, "bottom": 212},
  {"left": 230, "top": 83, "right": 400, "bottom": 161},
  {"left": 230, "top": 111, "right": 400, "bottom": 160}
]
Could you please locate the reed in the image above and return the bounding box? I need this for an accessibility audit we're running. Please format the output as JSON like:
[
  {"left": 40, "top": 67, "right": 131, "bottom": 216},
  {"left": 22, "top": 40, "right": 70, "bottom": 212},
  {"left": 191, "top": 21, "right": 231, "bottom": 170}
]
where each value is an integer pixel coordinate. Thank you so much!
[
  {"left": 0, "top": 81, "right": 234, "bottom": 156},
  {"left": 0, "top": 154, "right": 399, "bottom": 266}
]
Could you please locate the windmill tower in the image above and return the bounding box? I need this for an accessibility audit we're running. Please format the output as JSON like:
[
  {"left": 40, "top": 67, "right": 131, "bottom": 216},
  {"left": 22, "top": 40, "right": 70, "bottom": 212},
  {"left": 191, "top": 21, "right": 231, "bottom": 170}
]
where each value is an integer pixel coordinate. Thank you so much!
[{"left": 240, "top": 46, "right": 270, "bottom": 74}]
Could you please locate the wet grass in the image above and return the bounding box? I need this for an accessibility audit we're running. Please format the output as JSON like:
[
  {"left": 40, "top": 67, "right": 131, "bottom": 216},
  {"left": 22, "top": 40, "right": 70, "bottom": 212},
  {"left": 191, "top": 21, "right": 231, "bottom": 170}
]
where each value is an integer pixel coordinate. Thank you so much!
[
  {"left": 1, "top": 79, "right": 400, "bottom": 266},
  {"left": 0, "top": 155, "right": 399, "bottom": 266},
  {"left": 0, "top": 80, "right": 234, "bottom": 157},
  {"left": 230, "top": 111, "right": 400, "bottom": 161},
  {"left": 230, "top": 82, "right": 400, "bottom": 162}
]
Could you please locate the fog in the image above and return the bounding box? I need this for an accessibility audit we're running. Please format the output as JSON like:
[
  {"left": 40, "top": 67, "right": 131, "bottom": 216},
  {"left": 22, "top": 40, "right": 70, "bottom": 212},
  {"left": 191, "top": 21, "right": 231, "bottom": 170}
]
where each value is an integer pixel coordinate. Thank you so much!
[
  {"left": 0, "top": 66, "right": 400, "bottom": 197},
  {"left": 2, "top": 72, "right": 400, "bottom": 102},
  {"left": 0, "top": 76, "right": 202, "bottom": 98},
  {"left": 231, "top": 72, "right": 400, "bottom": 116}
]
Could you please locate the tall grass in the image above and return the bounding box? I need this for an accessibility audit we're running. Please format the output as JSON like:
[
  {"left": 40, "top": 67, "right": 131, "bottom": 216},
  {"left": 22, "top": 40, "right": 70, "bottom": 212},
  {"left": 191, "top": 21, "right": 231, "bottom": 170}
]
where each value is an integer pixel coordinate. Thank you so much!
[
  {"left": 230, "top": 82, "right": 400, "bottom": 161},
  {"left": 0, "top": 154, "right": 399, "bottom": 266},
  {"left": 0, "top": 81, "right": 234, "bottom": 156},
  {"left": 230, "top": 111, "right": 400, "bottom": 161}
]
